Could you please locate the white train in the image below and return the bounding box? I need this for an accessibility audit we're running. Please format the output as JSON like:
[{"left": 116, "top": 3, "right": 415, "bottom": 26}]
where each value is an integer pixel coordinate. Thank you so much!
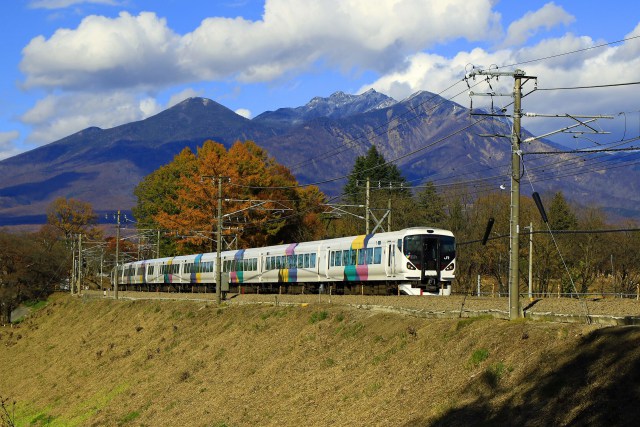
[{"left": 112, "top": 227, "right": 456, "bottom": 295}]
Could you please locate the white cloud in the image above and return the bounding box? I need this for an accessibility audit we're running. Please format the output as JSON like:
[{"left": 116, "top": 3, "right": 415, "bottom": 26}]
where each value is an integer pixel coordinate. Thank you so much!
[
  {"left": 21, "top": 92, "right": 161, "bottom": 144},
  {"left": 0, "top": 131, "right": 21, "bottom": 161},
  {"left": 20, "top": 0, "right": 500, "bottom": 91},
  {"left": 20, "top": 12, "right": 185, "bottom": 90},
  {"left": 361, "top": 33, "right": 640, "bottom": 142},
  {"left": 235, "top": 108, "right": 252, "bottom": 119},
  {"left": 503, "top": 2, "right": 575, "bottom": 47}
]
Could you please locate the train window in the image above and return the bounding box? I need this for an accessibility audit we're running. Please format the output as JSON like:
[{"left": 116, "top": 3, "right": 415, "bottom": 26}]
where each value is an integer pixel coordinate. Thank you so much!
[
  {"left": 397, "top": 239, "right": 402, "bottom": 251},
  {"left": 330, "top": 251, "right": 335, "bottom": 267},
  {"left": 350, "top": 250, "right": 357, "bottom": 266},
  {"left": 403, "top": 235, "right": 422, "bottom": 259},
  {"left": 297, "top": 255, "right": 304, "bottom": 268},
  {"left": 357, "top": 249, "right": 366, "bottom": 265},
  {"left": 304, "top": 253, "right": 309, "bottom": 268},
  {"left": 440, "top": 236, "right": 456, "bottom": 260},
  {"left": 374, "top": 247, "right": 382, "bottom": 264},
  {"left": 366, "top": 248, "right": 373, "bottom": 265},
  {"left": 311, "top": 253, "right": 316, "bottom": 268}
]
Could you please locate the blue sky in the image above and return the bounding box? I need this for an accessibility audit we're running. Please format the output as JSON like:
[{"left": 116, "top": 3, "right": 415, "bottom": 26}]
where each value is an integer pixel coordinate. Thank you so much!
[{"left": 1, "top": 0, "right": 640, "bottom": 160}]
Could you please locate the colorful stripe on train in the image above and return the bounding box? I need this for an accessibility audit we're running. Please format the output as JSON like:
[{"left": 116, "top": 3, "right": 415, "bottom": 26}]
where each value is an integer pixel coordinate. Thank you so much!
[
  {"left": 190, "top": 254, "right": 203, "bottom": 283},
  {"left": 277, "top": 243, "right": 298, "bottom": 283},
  {"left": 230, "top": 249, "right": 246, "bottom": 284},
  {"left": 344, "top": 233, "right": 373, "bottom": 281}
]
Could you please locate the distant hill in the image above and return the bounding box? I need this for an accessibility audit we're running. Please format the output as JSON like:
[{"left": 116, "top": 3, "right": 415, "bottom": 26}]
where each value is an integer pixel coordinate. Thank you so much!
[{"left": 0, "top": 89, "right": 638, "bottom": 226}]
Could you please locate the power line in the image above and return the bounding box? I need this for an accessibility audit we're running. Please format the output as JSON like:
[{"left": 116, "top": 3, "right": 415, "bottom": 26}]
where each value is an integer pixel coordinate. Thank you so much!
[
  {"left": 536, "top": 80, "right": 640, "bottom": 91},
  {"left": 523, "top": 145, "right": 640, "bottom": 155},
  {"left": 496, "top": 34, "right": 640, "bottom": 70}
]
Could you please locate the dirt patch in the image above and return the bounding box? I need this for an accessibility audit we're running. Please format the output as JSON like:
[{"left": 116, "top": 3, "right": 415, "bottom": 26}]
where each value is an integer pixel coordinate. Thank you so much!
[{"left": 1, "top": 294, "right": 639, "bottom": 426}]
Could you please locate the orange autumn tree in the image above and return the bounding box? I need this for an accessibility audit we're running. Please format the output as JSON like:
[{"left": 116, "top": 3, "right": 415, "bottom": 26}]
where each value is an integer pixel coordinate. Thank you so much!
[{"left": 144, "top": 140, "right": 326, "bottom": 254}]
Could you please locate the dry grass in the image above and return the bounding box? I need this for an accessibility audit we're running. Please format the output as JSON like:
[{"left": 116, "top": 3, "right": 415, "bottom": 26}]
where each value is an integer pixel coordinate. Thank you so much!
[{"left": 1, "top": 293, "right": 639, "bottom": 426}]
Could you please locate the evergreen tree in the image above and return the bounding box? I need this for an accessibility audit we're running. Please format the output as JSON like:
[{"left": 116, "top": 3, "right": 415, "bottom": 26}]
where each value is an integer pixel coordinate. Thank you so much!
[
  {"left": 548, "top": 192, "right": 577, "bottom": 230},
  {"left": 343, "top": 146, "right": 410, "bottom": 204},
  {"left": 415, "top": 181, "right": 445, "bottom": 226}
]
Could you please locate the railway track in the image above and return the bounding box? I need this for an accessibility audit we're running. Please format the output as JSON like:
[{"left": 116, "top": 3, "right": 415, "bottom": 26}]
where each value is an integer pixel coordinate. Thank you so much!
[{"left": 80, "top": 290, "right": 640, "bottom": 326}]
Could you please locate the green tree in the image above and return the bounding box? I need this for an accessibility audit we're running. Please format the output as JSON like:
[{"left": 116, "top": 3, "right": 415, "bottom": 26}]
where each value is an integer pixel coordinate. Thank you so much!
[
  {"left": 0, "top": 231, "right": 65, "bottom": 324},
  {"left": 343, "top": 146, "right": 410, "bottom": 204},
  {"left": 336, "top": 146, "right": 412, "bottom": 235},
  {"left": 415, "top": 181, "right": 446, "bottom": 227},
  {"left": 133, "top": 147, "right": 197, "bottom": 256},
  {"left": 548, "top": 192, "right": 577, "bottom": 230}
]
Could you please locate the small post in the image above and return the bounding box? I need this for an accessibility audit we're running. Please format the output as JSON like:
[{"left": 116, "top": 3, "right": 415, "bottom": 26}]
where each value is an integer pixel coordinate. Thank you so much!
[
  {"left": 477, "top": 275, "right": 481, "bottom": 296},
  {"left": 77, "top": 233, "right": 82, "bottom": 295}
]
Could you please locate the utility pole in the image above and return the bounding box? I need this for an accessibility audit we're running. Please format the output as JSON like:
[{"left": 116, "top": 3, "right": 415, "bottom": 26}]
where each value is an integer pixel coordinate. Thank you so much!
[
  {"left": 365, "top": 178, "right": 370, "bottom": 234},
  {"left": 528, "top": 222, "right": 533, "bottom": 300},
  {"left": 216, "top": 175, "right": 223, "bottom": 305},
  {"left": 115, "top": 210, "right": 120, "bottom": 300},
  {"left": 70, "top": 237, "right": 76, "bottom": 295},
  {"left": 509, "top": 70, "right": 523, "bottom": 319},
  {"left": 468, "top": 68, "right": 531, "bottom": 319}
]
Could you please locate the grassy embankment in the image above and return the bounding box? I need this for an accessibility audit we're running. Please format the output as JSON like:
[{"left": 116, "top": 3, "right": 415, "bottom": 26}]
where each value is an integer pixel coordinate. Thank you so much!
[{"left": 1, "top": 293, "right": 639, "bottom": 426}]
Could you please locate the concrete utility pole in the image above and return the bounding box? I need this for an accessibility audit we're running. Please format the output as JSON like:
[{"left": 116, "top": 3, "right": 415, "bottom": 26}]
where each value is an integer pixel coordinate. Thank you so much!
[
  {"left": 528, "top": 222, "right": 533, "bottom": 300},
  {"left": 216, "top": 175, "right": 223, "bottom": 305},
  {"left": 468, "top": 68, "right": 531, "bottom": 319},
  {"left": 115, "top": 210, "right": 120, "bottom": 300},
  {"left": 509, "top": 70, "right": 524, "bottom": 319},
  {"left": 365, "top": 177, "right": 370, "bottom": 234}
]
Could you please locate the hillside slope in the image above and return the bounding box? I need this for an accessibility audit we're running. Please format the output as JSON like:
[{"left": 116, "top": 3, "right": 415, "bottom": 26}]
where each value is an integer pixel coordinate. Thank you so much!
[{"left": 1, "top": 295, "right": 639, "bottom": 426}]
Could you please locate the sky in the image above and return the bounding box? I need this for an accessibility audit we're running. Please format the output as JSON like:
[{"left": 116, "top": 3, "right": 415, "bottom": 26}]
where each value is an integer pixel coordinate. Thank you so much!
[{"left": 1, "top": 0, "right": 640, "bottom": 161}]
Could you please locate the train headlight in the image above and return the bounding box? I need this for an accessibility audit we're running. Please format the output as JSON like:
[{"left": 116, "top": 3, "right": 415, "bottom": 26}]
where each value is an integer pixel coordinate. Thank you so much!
[
  {"left": 407, "top": 263, "right": 416, "bottom": 270},
  {"left": 445, "top": 262, "right": 454, "bottom": 271}
]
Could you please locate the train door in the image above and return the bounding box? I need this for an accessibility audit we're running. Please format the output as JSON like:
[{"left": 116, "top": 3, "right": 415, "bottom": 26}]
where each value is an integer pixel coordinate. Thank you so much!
[
  {"left": 385, "top": 242, "right": 395, "bottom": 277},
  {"left": 421, "top": 237, "right": 440, "bottom": 284},
  {"left": 324, "top": 246, "right": 331, "bottom": 279}
]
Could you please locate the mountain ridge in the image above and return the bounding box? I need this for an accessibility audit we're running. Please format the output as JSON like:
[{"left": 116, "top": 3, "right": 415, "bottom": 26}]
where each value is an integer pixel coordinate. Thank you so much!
[{"left": 0, "top": 89, "right": 638, "bottom": 226}]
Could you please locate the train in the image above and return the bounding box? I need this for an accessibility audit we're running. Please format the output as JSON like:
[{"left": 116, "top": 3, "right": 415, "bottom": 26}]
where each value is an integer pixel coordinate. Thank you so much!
[{"left": 112, "top": 227, "right": 456, "bottom": 296}]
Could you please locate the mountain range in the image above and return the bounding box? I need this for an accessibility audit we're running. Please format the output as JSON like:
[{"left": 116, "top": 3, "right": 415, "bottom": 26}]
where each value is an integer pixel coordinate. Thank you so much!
[{"left": 1, "top": 89, "right": 638, "bottom": 227}]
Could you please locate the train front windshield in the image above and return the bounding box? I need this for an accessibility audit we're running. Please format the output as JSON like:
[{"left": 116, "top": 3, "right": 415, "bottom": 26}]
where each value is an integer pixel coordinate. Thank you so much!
[{"left": 403, "top": 234, "right": 456, "bottom": 273}]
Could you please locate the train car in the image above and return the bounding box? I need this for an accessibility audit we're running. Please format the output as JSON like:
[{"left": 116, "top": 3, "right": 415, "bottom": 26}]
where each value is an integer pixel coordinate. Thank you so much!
[{"left": 113, "top": 227, "right": 455, "bottom": 295}]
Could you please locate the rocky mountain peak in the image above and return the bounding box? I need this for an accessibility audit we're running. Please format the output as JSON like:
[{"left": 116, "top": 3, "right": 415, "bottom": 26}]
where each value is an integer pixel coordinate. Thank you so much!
[{"left": 254, "top": 89, "right": 397, "bottom": 126}]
